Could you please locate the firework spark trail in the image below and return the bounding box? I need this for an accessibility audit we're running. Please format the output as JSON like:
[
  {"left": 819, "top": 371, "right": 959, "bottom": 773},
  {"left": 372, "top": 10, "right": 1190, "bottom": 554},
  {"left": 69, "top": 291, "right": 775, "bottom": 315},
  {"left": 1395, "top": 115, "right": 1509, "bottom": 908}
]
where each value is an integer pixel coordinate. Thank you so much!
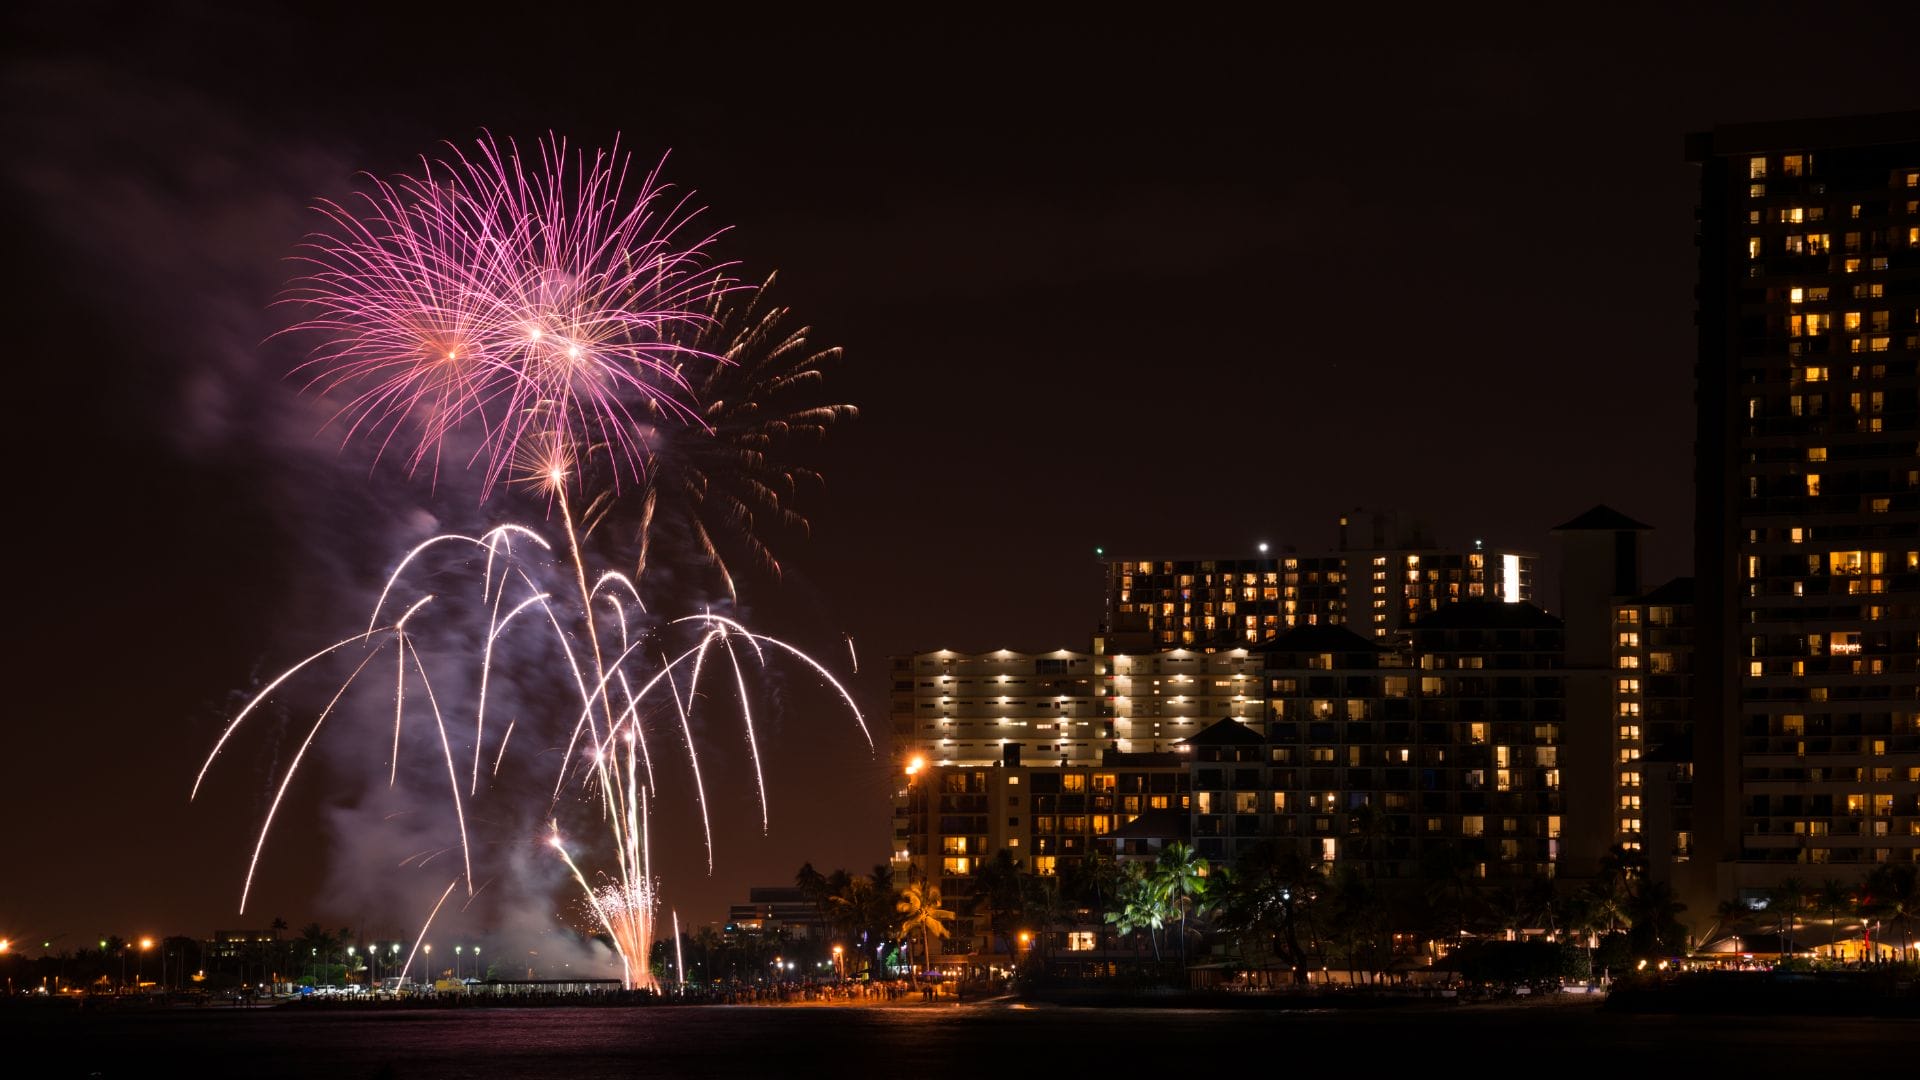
[
  {"left": 236, "top": 644, "right": 386, "bottom": 914},
  {"left": 398, "top": 877, "right": 462, "bottom": 985},
  {"left": 549, "top": 627, "right": 701, "bottom": 806},
  {"left": 673, "top": 612, "right": 872, "bottom": 748},
  {"left": 626, "top": 273, "right": 854, "bottom": 602},
  {"left": 614, "top": 670, "right": 656, "bottom": 793},
  {"left": 399, "top": 847, "right": 453, "bottom": 868},
  {"left": 720, "top": 632, "right": 769, "bottom": 832},
  {"left": 201, "top": 522, "right": 865, "bottom": 985},
  {"left": 659, "top": 656, "right": 715, "bottom": 872},
  {"left": 549, "top": 827, "right": 632, "bottom": 990},
  {"left": 473, "top": 590, "right": 552, "bottom": 794},
  {"left": 672, "top": 909, "right": 683, "bottom": 988},
  {"left": 401, "top": 635, "right": 474, "bottom": 896},
  {"left": 490, "top": 718, "right": 516, "bottom": 777},
  {"left": 192, "top": 628, "right": 387, "bottom": 800}
]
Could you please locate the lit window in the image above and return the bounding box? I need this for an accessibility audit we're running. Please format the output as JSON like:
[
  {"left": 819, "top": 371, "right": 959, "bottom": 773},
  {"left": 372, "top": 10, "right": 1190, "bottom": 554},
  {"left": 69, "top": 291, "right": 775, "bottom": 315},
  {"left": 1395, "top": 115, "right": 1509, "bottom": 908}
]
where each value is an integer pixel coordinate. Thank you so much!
[{"left": 1749, "top": 156, "right": 1767, "bottom": 179}]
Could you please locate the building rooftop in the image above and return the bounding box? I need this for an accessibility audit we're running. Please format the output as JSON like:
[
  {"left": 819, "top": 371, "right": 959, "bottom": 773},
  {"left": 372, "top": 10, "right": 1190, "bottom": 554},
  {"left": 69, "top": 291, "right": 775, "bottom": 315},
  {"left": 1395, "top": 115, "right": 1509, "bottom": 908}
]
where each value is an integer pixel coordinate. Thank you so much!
[
  {"left": 1550, "top": 504, "right": 1653, "bottom": 532},
  {"left": 1105, "top": 807, "right": 1191, "bottom": 842},
  {"left": 1685, "top": 110, "right": 1920, "bottom": 158},
  {"left": 1637, "top": 576, "right": 1696, "bottom": 606},
  {"left": 1181, "top": 716, "right": 1265, "bottom": 747},
  {"left": 1253, "top": 624, "right": 1383, "bottom": 654},
  {"left": 1412, "top": 600, "right": 1564, "bottom": 631}
]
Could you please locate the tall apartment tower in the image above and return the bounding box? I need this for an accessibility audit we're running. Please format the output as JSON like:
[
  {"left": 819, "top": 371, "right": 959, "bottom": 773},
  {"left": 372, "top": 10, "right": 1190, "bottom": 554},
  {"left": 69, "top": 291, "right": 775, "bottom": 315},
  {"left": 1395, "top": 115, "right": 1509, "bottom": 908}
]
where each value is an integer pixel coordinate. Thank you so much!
[
  {"left": 1551, "top": 505, "right": 1651, "bottom": 880},
  {"left": 1686, "top": 113, "right": 1920, "bottom": 919}
]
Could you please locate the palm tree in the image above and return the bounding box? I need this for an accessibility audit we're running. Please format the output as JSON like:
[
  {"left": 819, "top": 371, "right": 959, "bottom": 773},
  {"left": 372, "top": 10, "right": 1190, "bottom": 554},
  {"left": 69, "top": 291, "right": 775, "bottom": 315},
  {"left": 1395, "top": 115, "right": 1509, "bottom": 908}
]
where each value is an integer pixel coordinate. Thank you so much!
[
  {"left": 1153, "top": 842, "right": 1209, "bottom": 967},
  {"left": 973, "top": 849, "right": 1027, "bottom": 959},
  {"left": 796, "top": 863, "right": 830, "bottom": 926},
  {"left": 896, "top": 882, "right": 954, "bottom": 982},
  {"left": 1702, "top": 899, "right": 1751, "bottom": 953},
  {"left": 1215, "top": 840, "right": 1320, "bottom": 984},
  {"left": 1580, "top": 872, "right": 1630, "bottom": 938},
  {"left": 1770, "top": 877, "right": 1808, "bottom": 959},
  {"left": 296, "top": 923, "right": 340, "bottom": 986},
  {"left": 269, "top": 916, "right": 289, "bottom": 988},
  {"left": 1626, "top": 879, "right": 1688, "bottom": 959},
  {"left": 691, "top": 925, "right": 724, "bottom": 986},
  {"left": 1861, "top": 863, "right": 1918, "bottom": 963},
  {"left": 1815, "top": 878, "right": 1854, "bottom": 959},
  {"left": 1106, "top": 862, "right": 1172, "bottom": 965},
  {"left": 1020, "top": 872, "right": 1067, "bottom": 963}
]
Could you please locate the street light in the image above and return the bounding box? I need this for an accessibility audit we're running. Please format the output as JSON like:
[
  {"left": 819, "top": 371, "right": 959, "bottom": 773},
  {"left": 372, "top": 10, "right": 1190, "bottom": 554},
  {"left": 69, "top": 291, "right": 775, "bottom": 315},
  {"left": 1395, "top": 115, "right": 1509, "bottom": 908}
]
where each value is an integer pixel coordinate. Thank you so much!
[{"left": 455, "top": 945, "right": 464, "bottom": 981}]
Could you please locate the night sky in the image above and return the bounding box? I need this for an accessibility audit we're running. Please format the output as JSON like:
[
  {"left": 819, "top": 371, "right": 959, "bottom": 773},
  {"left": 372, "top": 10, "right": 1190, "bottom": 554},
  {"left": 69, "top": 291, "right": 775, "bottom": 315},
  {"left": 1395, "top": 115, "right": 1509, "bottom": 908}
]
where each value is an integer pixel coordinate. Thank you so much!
[{"left": 4, "top": 5, "right": 1917, "bottom": 958}]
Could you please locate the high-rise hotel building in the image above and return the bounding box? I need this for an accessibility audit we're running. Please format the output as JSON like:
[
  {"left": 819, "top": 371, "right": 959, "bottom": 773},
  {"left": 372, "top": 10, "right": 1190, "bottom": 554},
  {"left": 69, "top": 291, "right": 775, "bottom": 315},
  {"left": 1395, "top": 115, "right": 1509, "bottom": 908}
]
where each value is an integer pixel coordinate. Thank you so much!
[
  {"left": 1686, "top": 112, "right": 1920, "bottom": 914},
  {"left": 1102, "top": 510, "right": 1536, "bottom": 650}
]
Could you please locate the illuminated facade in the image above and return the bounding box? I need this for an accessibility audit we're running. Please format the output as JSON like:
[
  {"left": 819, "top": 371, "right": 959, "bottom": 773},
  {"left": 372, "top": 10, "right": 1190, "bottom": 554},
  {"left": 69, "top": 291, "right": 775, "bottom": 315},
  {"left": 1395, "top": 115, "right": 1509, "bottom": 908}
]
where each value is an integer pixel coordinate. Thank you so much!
[
  {"left": 1609, "top": 578, "right": 1696, "bottom": 862},
  {"left": 890, "top": 603, "right": 1567, "bottom": 953},
  {"left": 891, "top": 756, "right": 1191, "bottom": 957},
  {"left": 1102, "top": 510, "right": 1536, "bottom": 648},
  {"left": 1687, "top": 113, "right": 1920, "bottom": 917},
  {"left": 888, "top": 647, "right": 1267, "bottom": 770}
]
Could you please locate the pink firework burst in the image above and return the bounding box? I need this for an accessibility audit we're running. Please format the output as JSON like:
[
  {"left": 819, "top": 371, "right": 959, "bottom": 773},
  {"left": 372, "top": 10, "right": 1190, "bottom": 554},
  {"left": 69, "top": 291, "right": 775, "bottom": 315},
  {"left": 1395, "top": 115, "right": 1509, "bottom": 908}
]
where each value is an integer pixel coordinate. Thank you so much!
[{"left": 284, "top": 133, "right": 732, "bottom": 496}]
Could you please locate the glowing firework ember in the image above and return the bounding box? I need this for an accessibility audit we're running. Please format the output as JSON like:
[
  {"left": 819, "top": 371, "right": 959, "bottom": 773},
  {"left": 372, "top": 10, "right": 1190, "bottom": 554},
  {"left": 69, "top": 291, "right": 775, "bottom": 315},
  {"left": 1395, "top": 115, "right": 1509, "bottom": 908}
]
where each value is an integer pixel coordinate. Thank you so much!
[
  {"left": 199, "top": 134, "right": 865, "bottom": 991},
  {"left": 285, "top": 133, "right": 732, "bottom": 496}
]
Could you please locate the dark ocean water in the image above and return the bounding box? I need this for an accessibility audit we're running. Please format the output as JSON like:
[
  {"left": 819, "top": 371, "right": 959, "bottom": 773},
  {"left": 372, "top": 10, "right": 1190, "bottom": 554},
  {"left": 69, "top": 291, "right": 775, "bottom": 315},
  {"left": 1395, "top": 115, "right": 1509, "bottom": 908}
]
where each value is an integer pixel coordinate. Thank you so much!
[{"left": 7, "top": 1001, "right": 1916, "bottom": 1079}]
